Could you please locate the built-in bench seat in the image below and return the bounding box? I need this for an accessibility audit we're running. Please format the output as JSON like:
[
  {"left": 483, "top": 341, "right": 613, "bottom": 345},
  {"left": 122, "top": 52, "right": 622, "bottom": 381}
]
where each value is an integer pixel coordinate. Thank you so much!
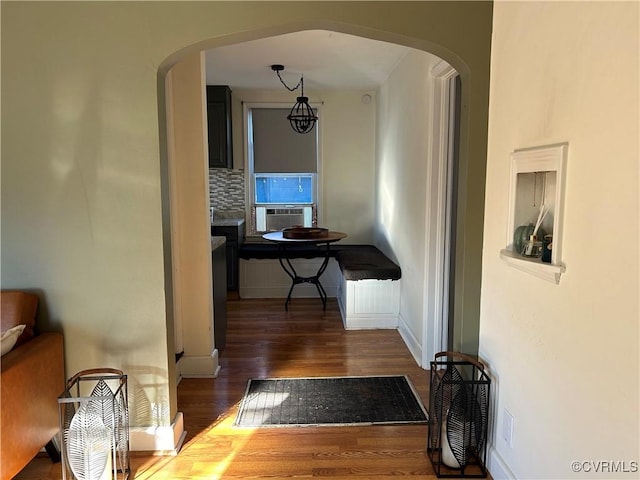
[
  {"left": 239, "top": 242, "right": 327, "bottom": 260},
  {"left": 334, "top": 246, "right": 401, "bottom": 281},
  {"left": 239, "top": 242, "right": 401, "bottom": 329}
]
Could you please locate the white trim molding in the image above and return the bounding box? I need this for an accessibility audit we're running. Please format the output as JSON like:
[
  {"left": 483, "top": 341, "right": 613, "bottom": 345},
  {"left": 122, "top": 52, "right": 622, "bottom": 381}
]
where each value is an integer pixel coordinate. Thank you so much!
[
  {"left": 178, "top": 348, "right": 220, "bottom": 378},
  {"left": 500, "top": 249, "right": 566, "bottom": 284},
  {"left": 242, "top": 101, "right": 324, "bottom": 231},
  {"left": 487, "top": 445, "right": 517, "bottom": 480},
  {"left": 422, "top": 60, "right": 458, "bottom": 367},
  {"left": 130, "top": 412, "right": 187, "bottom": 455}
]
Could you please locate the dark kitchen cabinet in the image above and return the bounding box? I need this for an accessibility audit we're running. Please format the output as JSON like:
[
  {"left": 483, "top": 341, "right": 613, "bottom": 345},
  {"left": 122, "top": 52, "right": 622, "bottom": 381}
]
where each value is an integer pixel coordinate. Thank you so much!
[
  {"left": 206, "top": 86, "right": 233, "bottom": 169},
  {"left": 211, "top": 222, "right": 244, "bottom": 291},
  {"left": 212, "top": 240, "right": 227, "bottom": 354}
]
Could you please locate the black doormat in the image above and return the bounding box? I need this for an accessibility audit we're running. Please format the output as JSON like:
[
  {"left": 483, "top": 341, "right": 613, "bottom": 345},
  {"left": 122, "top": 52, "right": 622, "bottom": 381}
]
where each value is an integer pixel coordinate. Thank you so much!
[{"left": 234, "top": 375, "right": 428, "bottom": 427}]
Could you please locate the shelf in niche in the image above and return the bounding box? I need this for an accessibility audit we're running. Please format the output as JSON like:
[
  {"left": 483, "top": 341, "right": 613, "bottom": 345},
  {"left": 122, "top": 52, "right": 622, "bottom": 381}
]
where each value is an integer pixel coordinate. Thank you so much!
[
  {"left": 500, "top": 249, "right": 565, "bottom": 284},
  {"left": 503, "top": 143, "right": 568, "bottom": 284}
]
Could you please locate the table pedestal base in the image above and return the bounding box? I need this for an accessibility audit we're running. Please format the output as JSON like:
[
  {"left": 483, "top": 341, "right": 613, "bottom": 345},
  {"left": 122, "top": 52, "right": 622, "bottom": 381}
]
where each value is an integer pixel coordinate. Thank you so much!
[
  {"left": 263, "top": 230, "right": 346, "bottom": 311},
  {"left": 278, "top": 244, "right": 331, "bottom": 311}
]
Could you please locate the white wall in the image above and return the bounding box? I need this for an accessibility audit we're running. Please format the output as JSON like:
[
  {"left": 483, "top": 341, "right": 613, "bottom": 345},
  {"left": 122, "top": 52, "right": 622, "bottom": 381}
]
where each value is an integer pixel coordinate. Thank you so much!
[
  {"left": 481, "top": 2, "right": 639, "bottom": 478},
  {"left": 375, "top": 50, "right": 441, "bottom": 360},
  {"left": 321, "top": 91, "right": 376, "bottom": 242},
  {"left": 230, "top": 88, "right": 376, "bottom": 244}
]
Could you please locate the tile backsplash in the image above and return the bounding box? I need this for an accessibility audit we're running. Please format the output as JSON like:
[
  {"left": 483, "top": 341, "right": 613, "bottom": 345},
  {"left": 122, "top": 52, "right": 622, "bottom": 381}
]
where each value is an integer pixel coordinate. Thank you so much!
[{"left": 209, "top": 169, "right": 245, "bottom": 216}]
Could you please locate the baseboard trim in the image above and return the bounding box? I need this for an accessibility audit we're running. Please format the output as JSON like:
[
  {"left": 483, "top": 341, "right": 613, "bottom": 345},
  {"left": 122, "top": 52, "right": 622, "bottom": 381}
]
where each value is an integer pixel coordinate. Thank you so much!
[
  {"left": 487, "top": 445, "right": 516, "bottom": 479},
  {"left": 397, "top": 313, "right": 422, "bottom": 365},
  {"left": 179, "top": 349, "right": 220, "bottom": 378},
  {"left": 130, "top": 412, "right": 186, "bottom": 455},
  {"left": 342, "top": 315, "right": 399, "bottom": 330}
]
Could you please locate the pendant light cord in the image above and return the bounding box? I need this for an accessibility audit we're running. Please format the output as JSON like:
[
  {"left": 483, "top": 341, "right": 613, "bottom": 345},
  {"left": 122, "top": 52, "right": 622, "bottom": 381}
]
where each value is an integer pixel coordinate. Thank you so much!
[
  {"left": 271, "top": 65, "right": 316, "bottom": 134},
  {"left": 275, "top": 70, "right": 304, "bottom": 93}
]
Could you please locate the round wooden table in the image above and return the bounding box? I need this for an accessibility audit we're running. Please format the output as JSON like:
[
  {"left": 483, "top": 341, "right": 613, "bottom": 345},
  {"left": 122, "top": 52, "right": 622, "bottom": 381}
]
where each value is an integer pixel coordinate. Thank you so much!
[{"left": 262, "top": 231, "right": 347, "bottom": 310}]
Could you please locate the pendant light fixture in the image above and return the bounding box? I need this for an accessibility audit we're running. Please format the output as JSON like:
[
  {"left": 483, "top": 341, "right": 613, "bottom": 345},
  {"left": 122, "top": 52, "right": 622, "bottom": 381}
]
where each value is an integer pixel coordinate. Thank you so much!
[{"left": 271, "top": 64, "right": 318, "bottom": 134}]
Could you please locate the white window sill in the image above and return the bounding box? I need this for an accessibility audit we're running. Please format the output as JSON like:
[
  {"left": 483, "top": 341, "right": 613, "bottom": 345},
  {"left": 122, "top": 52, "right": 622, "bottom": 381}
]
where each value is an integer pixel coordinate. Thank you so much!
[{"left": 499, "top": 249, "right": 565, "bottom": 284}]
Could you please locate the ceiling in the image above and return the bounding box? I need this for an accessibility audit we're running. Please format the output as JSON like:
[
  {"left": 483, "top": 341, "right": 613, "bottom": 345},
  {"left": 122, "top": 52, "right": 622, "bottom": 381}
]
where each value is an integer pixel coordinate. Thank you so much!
[{"left": 204, "top": 30, "right": 413, "bottom": 91}]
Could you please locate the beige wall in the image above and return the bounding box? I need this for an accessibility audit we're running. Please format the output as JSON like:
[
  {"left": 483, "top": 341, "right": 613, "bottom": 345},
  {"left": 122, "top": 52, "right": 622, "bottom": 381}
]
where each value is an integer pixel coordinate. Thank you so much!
[
  {"left": 320, "top": 90, "right": 377, "bottom": 242},
  {"left": 1, "top": 1, "right": 492, "bottom": 436},
  {"left": 376, "top": 50, "right": 441, "bottom": 358},
  {"left": 166, "top": 54, "right": 217, "bottom": 378},
  {"left": 481, "top": 2, "right": 639, "bottom": 477}
]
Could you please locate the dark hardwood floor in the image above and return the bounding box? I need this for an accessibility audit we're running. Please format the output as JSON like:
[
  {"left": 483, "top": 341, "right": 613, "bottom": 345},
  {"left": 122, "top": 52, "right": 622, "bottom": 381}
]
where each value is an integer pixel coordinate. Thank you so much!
[{"left": 15, "top": 298, "right": 444, "bottom": 479}]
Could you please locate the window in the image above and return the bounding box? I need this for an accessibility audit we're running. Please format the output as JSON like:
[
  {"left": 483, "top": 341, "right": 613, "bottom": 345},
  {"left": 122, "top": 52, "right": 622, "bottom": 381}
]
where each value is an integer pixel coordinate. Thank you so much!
[
  {"left": 251, "top": 108, "right": 318, "bottom": 177},
  {"left": 255, "top": 174, "right": 314, "bottom": 204},
  {"left": 245, "top": 104, "right": 321, "bottom": 233}
]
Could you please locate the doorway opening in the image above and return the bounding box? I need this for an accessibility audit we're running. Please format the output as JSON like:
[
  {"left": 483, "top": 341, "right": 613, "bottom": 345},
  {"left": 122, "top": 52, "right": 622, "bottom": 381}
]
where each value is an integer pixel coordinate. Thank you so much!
[{"left": 159, "top": 25, "right": 465, "bottom": 399}]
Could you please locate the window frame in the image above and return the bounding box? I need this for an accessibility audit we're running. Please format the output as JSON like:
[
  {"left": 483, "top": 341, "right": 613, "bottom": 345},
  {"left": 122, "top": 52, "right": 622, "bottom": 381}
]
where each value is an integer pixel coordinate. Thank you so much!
[{"left": 243, "top": 102, "right": 323, "bottom": 233}]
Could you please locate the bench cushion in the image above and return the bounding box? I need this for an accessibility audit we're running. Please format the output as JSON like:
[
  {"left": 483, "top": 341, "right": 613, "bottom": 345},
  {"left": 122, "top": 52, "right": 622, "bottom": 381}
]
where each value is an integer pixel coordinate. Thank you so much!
[
  {"left": 239, "top": 243, "right": 401, "bottom": 281},
  {"left": 335, "top": 246, "right": 401, "bottom": 281},
  {"left": 239, "top": 243, "right": 327, "bottom": 260}
]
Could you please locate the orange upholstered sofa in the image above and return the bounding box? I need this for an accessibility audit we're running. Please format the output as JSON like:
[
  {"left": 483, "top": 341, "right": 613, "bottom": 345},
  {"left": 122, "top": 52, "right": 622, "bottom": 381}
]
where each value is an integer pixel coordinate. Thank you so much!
[{"left": 1, "top": 291, "right": 65, "bottom": 480}]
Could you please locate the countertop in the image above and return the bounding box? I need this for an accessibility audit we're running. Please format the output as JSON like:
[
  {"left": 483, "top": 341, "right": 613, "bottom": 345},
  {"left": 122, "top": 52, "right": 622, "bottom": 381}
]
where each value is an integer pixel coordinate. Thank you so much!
[
  {"left": 211, "top": 218, "right": 245, "bottom": 227},
  {"left": 211, "top": 235, "right": 226, "bottom": 250}
]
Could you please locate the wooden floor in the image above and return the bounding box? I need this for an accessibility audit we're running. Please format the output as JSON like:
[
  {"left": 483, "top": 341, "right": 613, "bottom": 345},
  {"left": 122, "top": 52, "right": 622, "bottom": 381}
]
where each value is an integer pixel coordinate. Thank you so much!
[{"left": 15, "top": 298, "right": 445, "bottom": 479}]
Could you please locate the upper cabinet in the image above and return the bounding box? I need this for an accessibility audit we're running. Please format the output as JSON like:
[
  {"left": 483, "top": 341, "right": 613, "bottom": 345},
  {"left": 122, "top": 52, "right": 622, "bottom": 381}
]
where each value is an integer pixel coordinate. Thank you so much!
[{"left": 207, "top": 86, "right": 233, "bottom": 169}]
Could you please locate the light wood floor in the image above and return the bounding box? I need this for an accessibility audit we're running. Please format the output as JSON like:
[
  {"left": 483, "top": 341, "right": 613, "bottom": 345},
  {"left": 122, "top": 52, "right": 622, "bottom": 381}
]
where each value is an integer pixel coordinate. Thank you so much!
[{"left": 15, "top": 298, "right": 446, "bottom": 479}]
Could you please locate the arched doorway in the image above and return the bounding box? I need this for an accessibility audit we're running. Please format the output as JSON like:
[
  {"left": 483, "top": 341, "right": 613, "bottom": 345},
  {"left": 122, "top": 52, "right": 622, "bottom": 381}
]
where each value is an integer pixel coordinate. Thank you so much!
[{"left": 157, "top": 19, "right": 484, "bottom": 431}]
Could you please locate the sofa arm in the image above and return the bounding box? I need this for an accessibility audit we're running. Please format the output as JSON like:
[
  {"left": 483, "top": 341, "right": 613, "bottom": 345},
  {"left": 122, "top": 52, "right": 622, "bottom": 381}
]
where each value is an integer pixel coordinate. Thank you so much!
[{"left": 1, "top": 332, "right": 64, "bottom": 480}]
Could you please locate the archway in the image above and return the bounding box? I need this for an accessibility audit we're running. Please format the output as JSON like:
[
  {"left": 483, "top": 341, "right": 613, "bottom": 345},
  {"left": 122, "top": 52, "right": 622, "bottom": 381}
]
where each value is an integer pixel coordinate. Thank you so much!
[{"left": 157, "top": 20, "right": 481, "bottom": 429}]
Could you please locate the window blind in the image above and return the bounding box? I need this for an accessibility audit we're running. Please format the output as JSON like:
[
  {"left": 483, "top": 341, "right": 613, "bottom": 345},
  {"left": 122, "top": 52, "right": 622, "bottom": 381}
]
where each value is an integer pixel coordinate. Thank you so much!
[{"left": 252, "top": 108, "right": 317, "bottom": 173}]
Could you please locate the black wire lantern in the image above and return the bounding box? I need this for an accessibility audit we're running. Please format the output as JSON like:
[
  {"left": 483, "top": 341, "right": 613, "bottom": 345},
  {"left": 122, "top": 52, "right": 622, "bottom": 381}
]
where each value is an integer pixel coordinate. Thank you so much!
[{"left": 271, "top": 64, "right": 318, "bottom": 134}]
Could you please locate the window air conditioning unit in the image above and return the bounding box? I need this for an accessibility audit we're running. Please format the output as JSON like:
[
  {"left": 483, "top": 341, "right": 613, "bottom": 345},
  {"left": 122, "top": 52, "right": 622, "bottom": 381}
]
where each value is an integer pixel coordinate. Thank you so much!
[{"left": 255, "top": 206, "right": 314, "bottom": 232}]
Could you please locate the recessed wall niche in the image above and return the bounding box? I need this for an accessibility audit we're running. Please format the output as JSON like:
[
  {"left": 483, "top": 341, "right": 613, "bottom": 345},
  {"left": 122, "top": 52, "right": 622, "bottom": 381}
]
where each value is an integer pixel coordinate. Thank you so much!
[{"left": 500, "top": 143, "right": 568, "bottom": 283}]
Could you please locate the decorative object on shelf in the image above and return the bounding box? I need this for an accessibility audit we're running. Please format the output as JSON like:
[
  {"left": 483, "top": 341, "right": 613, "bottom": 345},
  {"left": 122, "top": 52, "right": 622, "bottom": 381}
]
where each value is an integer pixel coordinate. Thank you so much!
[
  {"left": 520, "top": 186, "right": 550, "bottom": 257},
  {"left": 513, "top": 223, "right": 531, "bottom": 256},
  {"left": 521, "top": 235, "right": 543, "bottom": 257},
  {"left": 428, "top": 351, "right": 490, "bottom": 478},
  {"left": 501, "top": 143, "right": 568, "bottom": 283},
  {"left": 58, "top": 369, "right": 130, "bottom": 480},
  {"left": 542, "top": 235, "right": 553, "bottom": 263},
  {"left": 513, "top": 223, "right": 546, "bottom": 257},
  {"left": 282, "top": 227, "right": 328, "bottom": 239},
  {"left": 271, "top": 64, "right": 318, "bottom": 134}
]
